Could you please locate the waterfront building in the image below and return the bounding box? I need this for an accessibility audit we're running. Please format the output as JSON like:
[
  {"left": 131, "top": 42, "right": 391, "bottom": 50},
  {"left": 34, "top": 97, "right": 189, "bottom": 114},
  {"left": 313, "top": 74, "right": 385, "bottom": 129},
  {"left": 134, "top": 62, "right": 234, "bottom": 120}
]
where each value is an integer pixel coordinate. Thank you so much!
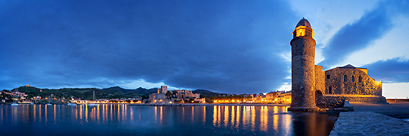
[
  {"left": 149, "top": 88, "right": 169, "bottom": 104},
  {"left": 289, "top": 18, "right": 386, "bottom": 111},
  {"left": 161, "top": 86, "right": 167, "bottom": 94},
  {"left": 173, "top": 90, "right": 205, "bottom": 103}
]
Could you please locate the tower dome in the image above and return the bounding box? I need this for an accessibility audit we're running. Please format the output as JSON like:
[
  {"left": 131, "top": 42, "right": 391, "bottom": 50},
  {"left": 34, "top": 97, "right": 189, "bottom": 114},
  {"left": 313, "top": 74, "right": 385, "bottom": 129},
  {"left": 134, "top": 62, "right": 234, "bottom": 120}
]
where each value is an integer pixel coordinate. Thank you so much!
[
  {"left": 293, "top": 17, "right": 314, "bottom": 39},
  {"left": 296, "top": 17, "right": 311, "bottom": 28}
]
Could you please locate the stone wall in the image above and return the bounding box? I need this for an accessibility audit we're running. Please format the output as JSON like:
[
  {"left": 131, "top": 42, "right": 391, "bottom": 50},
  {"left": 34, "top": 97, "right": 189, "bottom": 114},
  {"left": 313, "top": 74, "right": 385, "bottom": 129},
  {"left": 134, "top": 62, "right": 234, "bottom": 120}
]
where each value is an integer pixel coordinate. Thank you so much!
[
  {"left": 325, "top": 67, "right": 382, "bottom": 95},
  {"left": 315, "top": 65, "right": 325, "bottom": 95},
  {"left": 316, "top": 94, "right": 387, "bottom": 108}
]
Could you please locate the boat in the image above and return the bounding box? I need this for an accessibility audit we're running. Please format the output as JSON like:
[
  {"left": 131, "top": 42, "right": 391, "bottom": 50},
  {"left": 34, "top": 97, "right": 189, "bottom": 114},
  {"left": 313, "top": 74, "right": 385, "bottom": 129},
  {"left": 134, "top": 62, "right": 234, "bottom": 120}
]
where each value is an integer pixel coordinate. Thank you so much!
[
  {"left": 67, "top": 103, "right": 77, "bottom": 106},
  {"left": 47, "top": 95, "right": 52, "bottom": 105},
  {"left": 88, "top": 91, "right": 98, "bottom": 107},
  {"left": 11, "top": 94, "right": 19, "bottom": 106},
  {"left": 88, "top": 103, "right": 98, "bottom": 106}
]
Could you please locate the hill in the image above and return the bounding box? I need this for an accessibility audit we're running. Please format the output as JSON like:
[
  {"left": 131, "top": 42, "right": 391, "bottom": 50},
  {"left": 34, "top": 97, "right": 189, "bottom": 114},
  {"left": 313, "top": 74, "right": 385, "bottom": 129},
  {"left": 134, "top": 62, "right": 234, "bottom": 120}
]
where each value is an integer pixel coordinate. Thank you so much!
[
  {"left": 192, "top": 89, "right": 220, "bottom": 97},
  {"left": 11, "top": 86, "right": 219, "bottom": 100}
]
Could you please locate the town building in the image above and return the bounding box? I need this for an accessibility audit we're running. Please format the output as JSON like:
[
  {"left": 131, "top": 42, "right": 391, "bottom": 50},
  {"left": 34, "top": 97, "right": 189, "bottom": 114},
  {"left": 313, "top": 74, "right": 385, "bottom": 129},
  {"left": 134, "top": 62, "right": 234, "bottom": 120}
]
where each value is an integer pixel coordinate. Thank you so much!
[
  {"left": 173, "top": 89, "right": 204, "bottom": 103},
  {"left": 149, "top": 88, "right": 169, "bottom": 104},
  {"left": 161, "top": 86, "right": 167, "bottom": 94}
]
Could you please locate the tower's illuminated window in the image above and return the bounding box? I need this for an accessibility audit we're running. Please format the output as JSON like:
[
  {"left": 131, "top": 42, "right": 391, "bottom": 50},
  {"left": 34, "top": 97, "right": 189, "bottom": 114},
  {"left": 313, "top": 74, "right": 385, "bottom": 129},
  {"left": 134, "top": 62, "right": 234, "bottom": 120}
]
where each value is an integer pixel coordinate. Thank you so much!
[
  {"left": 293, "top": 26, "right": 314, "bottom": 38},
  {"left": 296, "top": 29, "right": 305, "bottom": 37}
]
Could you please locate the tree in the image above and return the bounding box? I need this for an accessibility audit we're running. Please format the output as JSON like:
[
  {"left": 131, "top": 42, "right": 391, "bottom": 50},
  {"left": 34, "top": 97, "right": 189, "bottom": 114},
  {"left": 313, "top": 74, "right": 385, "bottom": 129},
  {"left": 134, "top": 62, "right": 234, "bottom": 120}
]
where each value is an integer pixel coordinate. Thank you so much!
[
  {"left": 141, "top": 95, "right": 149, "bottom": 101},
  {"left": 172, "top": 91, "right": 178, "bottom": 98},
  {"left": 165, "top": 91, "right": 172, "bottom": 99}
]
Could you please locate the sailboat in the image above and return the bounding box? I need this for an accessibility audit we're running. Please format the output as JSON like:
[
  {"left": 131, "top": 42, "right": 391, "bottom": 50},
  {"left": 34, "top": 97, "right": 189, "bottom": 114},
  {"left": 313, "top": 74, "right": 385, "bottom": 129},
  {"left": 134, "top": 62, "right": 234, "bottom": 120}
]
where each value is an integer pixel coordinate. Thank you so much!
[
  {"left": 88, "top": 91, "right": 97, "bottom": 106},
  {"left": 47, "top": 95, "right": 52, "bottom": 106},
  {"left": 11, "top": 90, "right": 19, "bottom": 106},
  {"left": 11, "top": 97, "right": 18, "bottom": 106}
]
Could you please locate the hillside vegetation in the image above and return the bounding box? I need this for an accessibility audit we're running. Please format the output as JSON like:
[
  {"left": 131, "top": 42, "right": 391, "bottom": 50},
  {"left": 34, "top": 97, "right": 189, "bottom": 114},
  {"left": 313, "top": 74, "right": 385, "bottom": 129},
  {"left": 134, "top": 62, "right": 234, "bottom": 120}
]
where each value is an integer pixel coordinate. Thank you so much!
[{"left": 12, "top": 86, "right": 219, "bottom": 100}]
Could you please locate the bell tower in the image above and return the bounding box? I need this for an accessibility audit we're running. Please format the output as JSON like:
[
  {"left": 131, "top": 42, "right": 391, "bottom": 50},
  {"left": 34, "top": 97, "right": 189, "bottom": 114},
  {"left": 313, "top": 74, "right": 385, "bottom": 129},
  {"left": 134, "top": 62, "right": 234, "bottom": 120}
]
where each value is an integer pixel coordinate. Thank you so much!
[{"left": 288, "top": 18, "right": 318, "bottom": 111}]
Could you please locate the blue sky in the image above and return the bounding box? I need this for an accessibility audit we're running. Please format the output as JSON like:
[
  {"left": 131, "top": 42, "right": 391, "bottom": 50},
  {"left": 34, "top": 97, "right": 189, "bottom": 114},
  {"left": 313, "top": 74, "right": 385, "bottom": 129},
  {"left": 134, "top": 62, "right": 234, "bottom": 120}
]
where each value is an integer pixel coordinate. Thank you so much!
[{"left": 1, "top": 0, "right": 408, "bottom": 98}]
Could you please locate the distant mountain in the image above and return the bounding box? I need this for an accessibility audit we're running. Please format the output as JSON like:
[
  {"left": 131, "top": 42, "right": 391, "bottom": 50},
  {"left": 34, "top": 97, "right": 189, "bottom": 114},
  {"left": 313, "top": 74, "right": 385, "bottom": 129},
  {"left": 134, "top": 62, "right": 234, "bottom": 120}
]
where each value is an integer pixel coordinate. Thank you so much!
[
  {"left": 13, "top": 86, "right": 220, "bottom": 100},
  {"left": 193, "top": 89, "right": 220, "bottom": 97}
]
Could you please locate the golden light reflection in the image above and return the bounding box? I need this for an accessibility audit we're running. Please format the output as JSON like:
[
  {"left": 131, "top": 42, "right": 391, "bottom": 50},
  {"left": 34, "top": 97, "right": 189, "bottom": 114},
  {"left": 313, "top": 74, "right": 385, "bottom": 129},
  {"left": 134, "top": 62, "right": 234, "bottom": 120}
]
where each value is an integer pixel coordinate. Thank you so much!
[
  {"left": 160, "top": 106, "right": 163, "bottom": 124},
  {"left": 251, "top": 106, "right": 255, "bottom": 132},
  {"left": 203, "top": 106, "right": 206, "bottom": 124},
  {"left": 260, "top": 106, "right": 268, "bottom": 132},
  {"left": 242, "top": 106, "right": 247, "bottom": 127},
  {"left": 116, "top": 105, "right": 119, "bottom": 121},
  {"left": 273, "top": 114, "right": 278, "bottom": 131},
  {"left": 80, "top": 105, "right": 83, "bottom": 120},
  {"left": 274, "top": 106, "right": 278, "bottom": 113},
  {"left": 236, "top": 106, "right": 240, "bottom": 128},
  {"left": 231, "top": 106, "right": 235, "bottom": 127},
  {"left": 191, "top": 106, "right": 194, "bottom": 122},
  {"left": 284, "top": 114, "right": 291, "bottom": 134},
  {"left": 85, "top": 105, "right": 88, "bottom": 122},
  {"left": 122, "top": 104, "right": 125, "bottom": 120},
  {"left": 213, "top": 106, "right": 216, "bottom": 126},
  {"left": 182, "top": 107, "right": 185, "bottom": 122},
  {"left": 39, "top": 105, "right": 42, "bottom": 122},
  {"left": 33, "top": 105, "right": 35, "bottom": 121},
  {"left": 54, "top": 105, "right": 56, "bottom": 124},
  {"left": 102, "top": 104, "right": 105, "bottom": 122},
  {"left": 130, "top": 106, "right": 133, "bottom": 121},
  {"left": 217, "top": 106, "right": 221, "bottom": 127},
  {"left": 224, "top": 106, "right": 228, "bottom": 127},
  {"left": 97, "top": 105, "right": 100, "bottom": 121}
]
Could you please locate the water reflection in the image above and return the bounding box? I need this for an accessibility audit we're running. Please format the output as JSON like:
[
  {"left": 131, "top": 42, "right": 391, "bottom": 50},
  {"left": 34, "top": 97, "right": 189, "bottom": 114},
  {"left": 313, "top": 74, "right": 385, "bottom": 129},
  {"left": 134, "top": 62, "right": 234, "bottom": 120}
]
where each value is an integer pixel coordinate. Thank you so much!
[{"left": 0, "top": 104, "right": 335, "bottom": 136}]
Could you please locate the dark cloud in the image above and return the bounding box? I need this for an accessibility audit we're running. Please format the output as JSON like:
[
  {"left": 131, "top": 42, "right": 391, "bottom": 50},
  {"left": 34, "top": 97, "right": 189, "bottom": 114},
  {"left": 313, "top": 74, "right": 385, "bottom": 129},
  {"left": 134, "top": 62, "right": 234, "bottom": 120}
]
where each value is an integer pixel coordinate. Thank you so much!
[
  {"left": 319, "top": 2, "right": 394, "bottom": 69},
  {"left": 0, "top": 0, "right": 297, "bottom": 93},
  {"left": 363, "top": 58, "right": 409, "bottom": 83}
]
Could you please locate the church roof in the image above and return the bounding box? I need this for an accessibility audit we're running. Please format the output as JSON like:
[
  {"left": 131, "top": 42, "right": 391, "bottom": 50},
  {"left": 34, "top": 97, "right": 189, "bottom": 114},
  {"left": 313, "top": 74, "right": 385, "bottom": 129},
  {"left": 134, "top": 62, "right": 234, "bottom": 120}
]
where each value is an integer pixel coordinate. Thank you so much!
[
  {"left": 338, "top": 64, "right": 367, "bottom": 69},
  {"left": 341, "top": 64, "right": 355, "bottom": 68},
  {"left": 296, "top": 17, "right": 311, "bottom": 28}
]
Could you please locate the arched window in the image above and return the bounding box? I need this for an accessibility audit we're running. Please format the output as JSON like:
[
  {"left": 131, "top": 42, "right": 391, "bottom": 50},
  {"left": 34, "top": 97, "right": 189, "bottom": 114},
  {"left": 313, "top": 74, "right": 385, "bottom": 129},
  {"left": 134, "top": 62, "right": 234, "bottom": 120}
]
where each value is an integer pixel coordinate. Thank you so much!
[
  {"left": 359, "top": 76, "right": 362, "bottom": 82},
  {"left": 352, "top": 76, "right": 355, "bottom": 82},
  {"left": 344, "top": 75, "right": 347, "bottom": 82}
]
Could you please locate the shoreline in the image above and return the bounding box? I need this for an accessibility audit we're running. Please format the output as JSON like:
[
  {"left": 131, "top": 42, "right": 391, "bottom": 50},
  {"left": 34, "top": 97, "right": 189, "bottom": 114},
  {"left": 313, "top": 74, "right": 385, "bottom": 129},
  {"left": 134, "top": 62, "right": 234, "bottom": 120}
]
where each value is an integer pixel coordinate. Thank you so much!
[
  {"left": 1, "top": 103, "right": 291, "bottom": 107},
  {"left": 128, "top": 103, "right": 291, "bottom": 106}
]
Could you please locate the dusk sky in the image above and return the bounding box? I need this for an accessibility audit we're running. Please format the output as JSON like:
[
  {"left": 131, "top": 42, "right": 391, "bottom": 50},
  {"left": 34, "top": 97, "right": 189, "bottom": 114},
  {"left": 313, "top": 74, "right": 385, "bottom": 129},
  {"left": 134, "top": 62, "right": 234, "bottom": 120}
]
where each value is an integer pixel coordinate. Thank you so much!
[{"left": 1, "top": 0, "right": 408, "bottom": 98}]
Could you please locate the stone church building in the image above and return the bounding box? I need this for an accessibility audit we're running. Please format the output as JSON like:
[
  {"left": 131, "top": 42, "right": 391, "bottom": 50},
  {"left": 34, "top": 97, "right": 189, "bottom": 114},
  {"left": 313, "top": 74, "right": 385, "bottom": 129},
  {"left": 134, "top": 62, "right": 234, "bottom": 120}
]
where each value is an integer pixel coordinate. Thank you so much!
[{"left": 289, "top": 18, "right": 386, "bottom": 111}]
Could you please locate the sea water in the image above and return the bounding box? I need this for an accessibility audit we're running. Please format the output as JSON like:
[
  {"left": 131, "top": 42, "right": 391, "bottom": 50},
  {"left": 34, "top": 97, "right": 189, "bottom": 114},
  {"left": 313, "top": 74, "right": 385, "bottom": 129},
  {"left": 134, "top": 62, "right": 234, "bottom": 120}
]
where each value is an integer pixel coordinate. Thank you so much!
[{"left": 0, "top": 104, "right": 335, "bottom": 136}]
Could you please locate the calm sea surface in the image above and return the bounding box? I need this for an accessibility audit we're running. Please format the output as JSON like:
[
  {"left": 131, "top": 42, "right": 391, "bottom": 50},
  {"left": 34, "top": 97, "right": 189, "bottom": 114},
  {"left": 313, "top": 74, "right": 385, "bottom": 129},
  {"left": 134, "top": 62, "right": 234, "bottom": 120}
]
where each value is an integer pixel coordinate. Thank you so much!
[{"left": 0, "top": 104, "right": 335, "bottom": 136}]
